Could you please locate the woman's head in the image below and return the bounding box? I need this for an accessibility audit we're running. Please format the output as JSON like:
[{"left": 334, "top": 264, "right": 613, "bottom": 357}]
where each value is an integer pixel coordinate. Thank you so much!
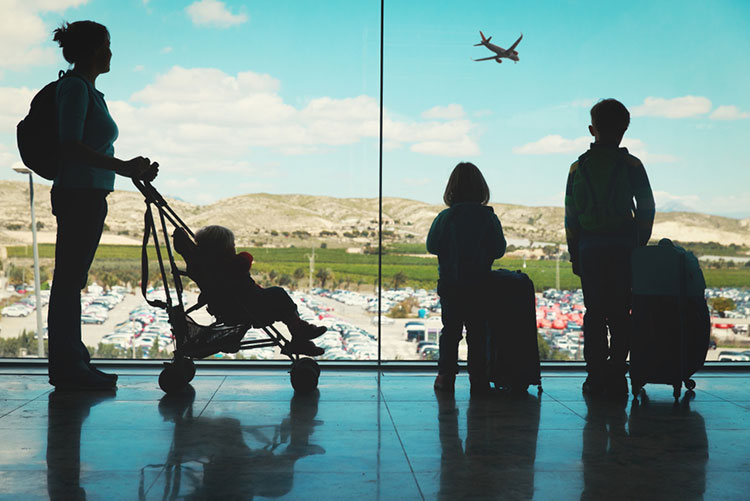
[
  {"left": 195, "top": 225, "right": 236, "bottom": 257},
  {"left": 443, "top": 162, "right": 490, "bottom": 206},
  {"left": 53, "top": 21, "right": 111, "bottom": 71}
]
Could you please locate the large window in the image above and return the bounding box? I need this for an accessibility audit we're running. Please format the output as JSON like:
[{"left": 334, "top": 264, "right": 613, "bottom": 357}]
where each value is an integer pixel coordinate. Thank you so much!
[{"left": 1, "top": 1, "right": 748, "bottom": 363}]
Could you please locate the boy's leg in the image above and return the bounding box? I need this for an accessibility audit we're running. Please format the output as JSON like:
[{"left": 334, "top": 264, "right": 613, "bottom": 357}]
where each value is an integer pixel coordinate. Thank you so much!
[
  {"left": 603, "top": 245, "right": 633, "bottom": 395},
  {"left": 579, "top": 241, "right": 610, "bottom": 393}
]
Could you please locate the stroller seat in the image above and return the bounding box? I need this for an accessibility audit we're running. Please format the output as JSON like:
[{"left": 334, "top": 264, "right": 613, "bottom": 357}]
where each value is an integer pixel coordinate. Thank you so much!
[{"left": 133, "top": 178, "right": 321, "bottom": 394}]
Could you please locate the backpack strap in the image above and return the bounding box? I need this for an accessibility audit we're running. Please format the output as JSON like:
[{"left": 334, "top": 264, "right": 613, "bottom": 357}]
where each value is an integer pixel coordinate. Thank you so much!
[{"left": 577, "top": 153, "right": 600, "bottom": 213}]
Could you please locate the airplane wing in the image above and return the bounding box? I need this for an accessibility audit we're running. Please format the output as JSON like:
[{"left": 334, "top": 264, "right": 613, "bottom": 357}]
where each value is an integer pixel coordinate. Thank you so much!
[
  {"left": 472, "top": 56, "right": 498, "bottom": 62},
  {"left": 508, "top": 33, "right": 523, "bottom": 52}
]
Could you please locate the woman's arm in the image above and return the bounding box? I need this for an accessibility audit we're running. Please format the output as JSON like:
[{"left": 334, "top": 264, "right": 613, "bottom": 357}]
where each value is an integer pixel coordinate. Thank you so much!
[{"left": 60, "top": 141, "right": 157, "bottom": 180}]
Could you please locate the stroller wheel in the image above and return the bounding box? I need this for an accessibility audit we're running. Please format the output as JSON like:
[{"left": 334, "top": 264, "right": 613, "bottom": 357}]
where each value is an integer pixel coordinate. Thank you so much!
[
  {"left": 159, "top": 363, "right": 189, "bottom": 394},
  {"left": 290, "top": 359, "right": 319, "bottom": 394},
  {"left": 297, "top": 357, "right": 321, "bottom": 377},
  {"left": 181, "top": 358, "right": 196, "bottom": 383}
]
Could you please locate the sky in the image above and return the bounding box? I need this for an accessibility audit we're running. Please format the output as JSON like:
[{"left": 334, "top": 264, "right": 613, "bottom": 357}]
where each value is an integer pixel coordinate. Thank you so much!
[{"left": 1, "top": 0, "right": 749, "bottom": 217}]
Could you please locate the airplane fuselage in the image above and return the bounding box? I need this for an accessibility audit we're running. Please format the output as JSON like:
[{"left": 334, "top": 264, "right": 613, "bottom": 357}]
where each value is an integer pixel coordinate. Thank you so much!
[{"left": 483, "top": 41, "right": 519, "bottom": 61}]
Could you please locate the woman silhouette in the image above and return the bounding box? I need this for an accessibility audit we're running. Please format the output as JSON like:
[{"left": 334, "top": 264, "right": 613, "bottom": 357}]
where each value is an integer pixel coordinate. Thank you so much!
[{"left": 47, "top": 20, "right": 157, "bottom": 390}]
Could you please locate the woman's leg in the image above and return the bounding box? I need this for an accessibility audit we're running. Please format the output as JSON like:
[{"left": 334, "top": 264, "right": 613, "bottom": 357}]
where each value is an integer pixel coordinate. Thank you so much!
[{"left": 47, "top": 188, "right": 108, "bottom": 383}]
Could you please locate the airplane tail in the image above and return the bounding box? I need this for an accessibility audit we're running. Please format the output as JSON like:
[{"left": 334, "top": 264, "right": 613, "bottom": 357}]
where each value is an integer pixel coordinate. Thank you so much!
[{"left": 474, "top": 30, "right": 491, "bottom": 46}]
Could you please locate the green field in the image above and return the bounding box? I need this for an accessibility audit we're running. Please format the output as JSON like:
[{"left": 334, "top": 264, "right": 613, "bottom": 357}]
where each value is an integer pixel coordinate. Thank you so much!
[{"left": 7, "top": 243, "right": 750, "bottom": 291}]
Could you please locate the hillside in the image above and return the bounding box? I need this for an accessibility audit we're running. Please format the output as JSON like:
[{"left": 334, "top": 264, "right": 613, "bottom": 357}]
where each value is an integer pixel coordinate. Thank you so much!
[{"left": 1, "top": 180, "right": 749, "bottom": 250}]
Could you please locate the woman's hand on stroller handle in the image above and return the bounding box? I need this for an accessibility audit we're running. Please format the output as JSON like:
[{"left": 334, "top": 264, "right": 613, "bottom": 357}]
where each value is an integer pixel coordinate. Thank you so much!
[{"left": 123, "top": 156, "right": 159, "bottom": 181}]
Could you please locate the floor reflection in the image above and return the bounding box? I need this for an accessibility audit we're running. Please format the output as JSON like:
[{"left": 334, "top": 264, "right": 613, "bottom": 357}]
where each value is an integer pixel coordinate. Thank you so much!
[
  {"left": 47, "top": 389, "right": 116, "bottom": 500},
  {"left": 437, "top": 391, "right": 541, "bottom": 500},
  {"left": 143, "top": 387, "right": 324, "bottom": 499},
  {"left": 582, "top": 392, "right": 708, "bottom": 500}
]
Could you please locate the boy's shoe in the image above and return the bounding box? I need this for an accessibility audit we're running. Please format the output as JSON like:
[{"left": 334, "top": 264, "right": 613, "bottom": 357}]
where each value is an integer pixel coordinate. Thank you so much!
[
  {"left": 434, "top": 374, "right": 455, "bottom": 393},
  {"left": 582, "top": 376, "right": 606, "bottom": 397},
  {"left": 291, "top": 321, "right": 327, "bottom": 341},
  {"left": 287, "top": 339, "right": 325, "bottom": 357}
]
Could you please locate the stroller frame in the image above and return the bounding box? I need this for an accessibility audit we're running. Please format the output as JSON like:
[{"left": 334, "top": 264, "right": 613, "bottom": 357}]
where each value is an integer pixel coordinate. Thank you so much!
[{"left": 133, "top": 179, "right": 321, "bottom": 394}]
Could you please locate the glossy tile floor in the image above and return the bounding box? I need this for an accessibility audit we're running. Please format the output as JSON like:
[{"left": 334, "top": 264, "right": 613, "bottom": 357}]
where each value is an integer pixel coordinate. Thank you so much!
[{"left": 0, "top": 369, "right": 748, "bottom": 500}]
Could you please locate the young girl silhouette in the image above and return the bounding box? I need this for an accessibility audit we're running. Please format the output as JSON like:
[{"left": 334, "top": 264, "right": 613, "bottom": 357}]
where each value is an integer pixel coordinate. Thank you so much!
[{"left": 427, "top": 163, "right": 506, "bottom": 394}]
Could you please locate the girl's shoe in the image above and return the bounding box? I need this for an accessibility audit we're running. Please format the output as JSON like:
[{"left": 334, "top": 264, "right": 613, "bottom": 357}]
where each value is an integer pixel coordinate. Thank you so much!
[{"left": 434, "top": 374, "right": 455, "bottom": 393}]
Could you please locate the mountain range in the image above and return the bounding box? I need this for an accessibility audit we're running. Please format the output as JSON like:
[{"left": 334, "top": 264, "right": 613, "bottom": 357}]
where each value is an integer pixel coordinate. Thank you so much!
[{"left": 1, "top": 180, "right": 749, "bottom": 250}]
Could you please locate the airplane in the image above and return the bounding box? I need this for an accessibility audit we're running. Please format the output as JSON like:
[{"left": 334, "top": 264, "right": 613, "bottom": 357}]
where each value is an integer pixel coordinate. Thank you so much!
[{"left": 473, "top": 31, "right": 523, "bottom": 64}]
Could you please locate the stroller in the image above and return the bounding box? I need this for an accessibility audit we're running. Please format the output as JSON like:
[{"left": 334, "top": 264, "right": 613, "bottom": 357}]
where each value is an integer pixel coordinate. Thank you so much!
[{"left": 133, "top": 179, "right": 321, "bottom": 394}]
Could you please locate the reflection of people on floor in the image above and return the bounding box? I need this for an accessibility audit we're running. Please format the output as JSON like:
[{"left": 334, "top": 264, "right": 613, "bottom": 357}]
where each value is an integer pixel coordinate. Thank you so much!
[
  {"left": 627, "top": 393, "right": 708, "bottom": 500},
  {"left": 46, "top": 390, "right": 116, "bottom": 500},
  {"left": 150, "top": 387, "right": 324, "bottom": 499},
  {"left": 436, "top": 392, "right": 541, "bottom": 499},
  {"left": 581, "top": 395, "right": 629, "bottom": 500},
  {"left": 581, "top": 392, "right": 708, "bottom": 500}
]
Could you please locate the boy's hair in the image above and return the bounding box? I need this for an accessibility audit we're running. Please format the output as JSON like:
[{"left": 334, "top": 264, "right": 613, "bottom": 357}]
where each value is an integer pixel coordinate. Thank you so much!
[
  {"left": 590, "top": 99, "right": 630, "bottom": 140},
  {"left": 195, "top": 225, "right": 235, "bottom": 257},
  {"left": 443, "top": 162, "right": 490, "bottom": 206}
]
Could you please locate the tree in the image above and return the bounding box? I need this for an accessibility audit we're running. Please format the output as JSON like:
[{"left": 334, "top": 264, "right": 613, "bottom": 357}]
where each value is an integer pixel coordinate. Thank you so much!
[
  {"left": 315, "top": 268, "right": 332, "bottom": 289},
  {"left": 391, "top": 271, "right": 407, "bottom": 290},
  {"left": 293, "top": 267, "right": 306, "bottom": 281},
  {"left": 268, "top": 269, "right": 278, "bottom": 283},
  {"left": 708, "top": 297, "right": 736, "bottom": 317},
  {"left": 278, "top": 273, "right": 293, "bottom": 287}
]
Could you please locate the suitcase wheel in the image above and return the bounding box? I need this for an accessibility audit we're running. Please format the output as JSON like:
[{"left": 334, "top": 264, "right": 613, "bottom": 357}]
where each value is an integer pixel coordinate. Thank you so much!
[
  {"left": 685, "top": 379, "right": 696, "bottom": 391},
  {"left": 672, "top": 384, "right": 681, "bottom": 400}
]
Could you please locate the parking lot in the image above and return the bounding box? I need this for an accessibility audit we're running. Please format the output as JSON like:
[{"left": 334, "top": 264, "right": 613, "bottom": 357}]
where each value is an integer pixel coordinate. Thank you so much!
[{"left": 1, "top": 284, "right": 747, "bottom": 362}]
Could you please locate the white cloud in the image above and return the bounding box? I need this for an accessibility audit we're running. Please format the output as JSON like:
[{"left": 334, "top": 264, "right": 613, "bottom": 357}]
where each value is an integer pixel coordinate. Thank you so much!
[
  {"left": 512, "top": 135, "right": 675, "bottom": 163},
  {"left": 620, "top": 138, "right": 676, "bottom": 164},
  {"left": 421, "top": 104, "right": 465, "bottom": 120},
  {"left": 0, "top": 0, "right": 89, "bottom": 69},
  {"left": 133, "top": 65, "right": 145, "bottom": 72},
  {"left": 709, "top": 105, "right": 750, "bottom": 121},
  {"left": 567, "top": 98, "right": 596, "bottom": 108},
  {"left": 186, "top": 0, "right": 248, "bottom": 28},
  {"left": 653, "top": 190, "right": 700, "bottom": 211},
  {"left": 632, "top": 96, "right": 712, "bottom": 118},
  {"left": 0, "top": 86, "right": 37, "bottom": 132},
  {"left": 160, "top": 46, "right": 173, "bottom": 54},
  {"left": 97, "top": 66, "right": 479, "bottom": 175},
  {"left": 512, "top": 135, "right": 589, "bottom": 155}
]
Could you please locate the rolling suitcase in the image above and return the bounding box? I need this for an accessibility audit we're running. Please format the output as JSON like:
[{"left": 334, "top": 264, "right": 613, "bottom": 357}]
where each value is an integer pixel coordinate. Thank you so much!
[
  {"left": 630, "top": 239, "right": 711, "bottom": 399},
  {"left": 487, "top": 269, "right": 542, "bottom": 393}
]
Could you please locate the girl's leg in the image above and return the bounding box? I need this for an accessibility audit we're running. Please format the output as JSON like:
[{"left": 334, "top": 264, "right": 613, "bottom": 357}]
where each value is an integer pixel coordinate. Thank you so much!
[{"left": 437, "top": 289, "right": 463, "bottom": 376}]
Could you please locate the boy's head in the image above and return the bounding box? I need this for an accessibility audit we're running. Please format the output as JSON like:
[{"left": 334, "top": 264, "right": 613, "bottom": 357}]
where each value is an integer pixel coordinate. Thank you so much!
[
  {"left": 589, "top": 98, "right": 630, "bottom": 146},
  {"left": 443, "top": 162, "right": 490, "bottom": 207},
  {"left": 195, "top": 225, "right": 235, "bottom": 257}
]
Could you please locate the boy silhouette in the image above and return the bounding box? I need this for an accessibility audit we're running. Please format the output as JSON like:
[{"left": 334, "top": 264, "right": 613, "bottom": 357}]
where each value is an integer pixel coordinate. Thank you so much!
[{"left": 565, "top": 99, "right": 655, "bottom": 397}]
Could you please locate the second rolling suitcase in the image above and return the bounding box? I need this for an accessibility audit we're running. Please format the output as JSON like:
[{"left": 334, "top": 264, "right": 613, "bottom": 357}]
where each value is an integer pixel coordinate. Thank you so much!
[{"left": 487, "top": 269, "right": 542, "bottom": 393}]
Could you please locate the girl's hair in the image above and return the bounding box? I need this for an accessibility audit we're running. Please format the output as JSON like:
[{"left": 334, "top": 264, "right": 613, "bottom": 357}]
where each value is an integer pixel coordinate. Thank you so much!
[
  {"left": 52, "top": 21, "right": 110, "bottom": 65},
  {"left": 195, "top": 225, "right": 235, "bottom": 257},
  {"left": 443, "top": 162, "right": 490, "bottom": 206}
]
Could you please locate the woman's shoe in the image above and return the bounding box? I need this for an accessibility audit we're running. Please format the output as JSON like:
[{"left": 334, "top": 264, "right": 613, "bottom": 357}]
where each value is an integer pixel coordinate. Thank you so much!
[
  {"left": 88, "top": 364, "right": 118, "bottom": 383},
  {"left": 434, "top": 374, "right": 455, "bottom": 393},
  {"left": 50, "top": 369, "right": 117, "bottom": 391}
]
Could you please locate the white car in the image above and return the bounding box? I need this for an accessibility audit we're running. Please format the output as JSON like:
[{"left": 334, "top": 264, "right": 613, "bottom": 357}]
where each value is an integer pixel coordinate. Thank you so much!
[{"left": 2, "top": 305, "right": 31, "bottom": 317}]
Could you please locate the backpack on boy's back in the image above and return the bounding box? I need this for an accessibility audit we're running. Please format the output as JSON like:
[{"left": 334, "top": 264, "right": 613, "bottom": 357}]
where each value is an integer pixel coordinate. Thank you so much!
[
  {"left": 486, "top": 269, "right": 542, "bottom": 394},
  {"left": 573, "top": 149, "right": 635, "bottom": 234},
  {"left": 630, "top": 238, "right": 711, "bottom": 399},
  {"left": 16, "top": 71, "right": 88, "bottom": 180}
]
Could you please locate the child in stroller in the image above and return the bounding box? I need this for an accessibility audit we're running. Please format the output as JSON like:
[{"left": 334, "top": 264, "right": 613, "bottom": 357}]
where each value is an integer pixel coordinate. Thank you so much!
[{"left": 194, "top": 225, "right": 326, "bottom": 356}]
